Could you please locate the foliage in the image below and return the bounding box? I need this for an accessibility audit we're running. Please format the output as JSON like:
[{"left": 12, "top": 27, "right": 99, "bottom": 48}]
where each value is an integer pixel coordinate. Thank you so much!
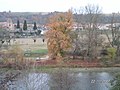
[
  {"left": 100, "top": 47, "right": 116, "bottom": 66},
  {"left": 107, "top": 47, "right": 116, "bottom": 60},
  {"left": 100, "top": 56, "right": 113, "bottom": 66},
  {"left": 23, "top": 20, "right": 27, "bottom": 30},
  {"left": 2, "top": 45, "right": 26, "bottom": 69},
  {"left": 16, "top": 20, "right": 20, "bottom": 29},
  {"left": 37, "top": 30, "right": 41, "bottom": 35},
  {"left": 9, "top": 45, "right": 24, "bottom": 61},
  {"left": 33, "top": 22, "right": 37, "bottom": 30},
  {"left": 45, "top": 10, "right": 73, "bottom": 62}
]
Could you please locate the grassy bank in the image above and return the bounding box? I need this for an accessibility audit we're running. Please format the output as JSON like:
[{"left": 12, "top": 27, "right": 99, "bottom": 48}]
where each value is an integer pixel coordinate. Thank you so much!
[
  {"left": 1, "top": 66, "right": 120, "bottom": 73},
  {"left": 30, "top": 66, "right": 120, "bottom": 73}
]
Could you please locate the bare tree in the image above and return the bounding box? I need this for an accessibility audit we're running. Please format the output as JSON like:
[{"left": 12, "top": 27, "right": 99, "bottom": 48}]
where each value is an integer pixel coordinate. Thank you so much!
[
  {"left": 105, "top": 13, "right": 119, "bottom": 47},
  {"left": 105, "top": 13, "right": 120, "bottom": 61},
  {"left": 72, "top": 4, "right": 103, "bottom": 60},
  {"left": 83, "top": 4, "right": 102, "bottom": 60}
]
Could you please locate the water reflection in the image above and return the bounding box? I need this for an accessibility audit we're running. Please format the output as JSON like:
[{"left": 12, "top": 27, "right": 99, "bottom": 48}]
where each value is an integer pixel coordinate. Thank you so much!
[
  {"left": 2, "top": 69, "right": 120, "bottom": 90},
  {"left": 9, "top": 72, "right": 50, "bottom": 90},
  {"left": 49, "top": 68, "right": 77, "bottom": 90},
  {"left": 76, "top": 72, "right": 112, "bottom": 90}
]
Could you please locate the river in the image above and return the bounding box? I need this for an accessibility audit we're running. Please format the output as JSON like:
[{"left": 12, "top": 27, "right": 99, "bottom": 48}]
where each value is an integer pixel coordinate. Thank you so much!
[{"left": 1, "top": 68, "right": 120, "bottom": 90}]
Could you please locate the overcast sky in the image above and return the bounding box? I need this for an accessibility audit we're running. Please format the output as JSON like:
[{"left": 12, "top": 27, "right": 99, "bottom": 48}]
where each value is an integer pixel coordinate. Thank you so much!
[{"left": 0, "top": 0, "right": 120, "bottom": 13}]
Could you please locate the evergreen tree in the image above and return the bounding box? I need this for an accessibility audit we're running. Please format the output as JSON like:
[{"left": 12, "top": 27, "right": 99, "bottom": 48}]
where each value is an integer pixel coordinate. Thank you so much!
[
  {"left": 33, "top": 22, "right": 37, "bottom": 30},
  {"left": 16, "top": 20, "right": 20, "bottom": 29},
  {"left": 23, "top": 20, "right": 27, "bottom": 30}
]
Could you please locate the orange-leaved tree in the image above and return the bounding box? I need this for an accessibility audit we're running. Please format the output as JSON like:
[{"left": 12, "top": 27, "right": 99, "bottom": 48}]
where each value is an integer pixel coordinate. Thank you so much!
[{"left": 46, "top": 10, "right": 73, "bottom": 62}]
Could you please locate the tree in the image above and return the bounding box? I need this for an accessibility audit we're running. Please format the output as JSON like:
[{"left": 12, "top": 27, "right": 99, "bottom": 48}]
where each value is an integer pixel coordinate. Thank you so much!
[
  {"left": 83, "top": 4, "right": 102, "bottom": 60},
  {"left": 37, "top": 30, "right": 41, "bottom": 35},
  {"left": 23, "top": 20, "right": 27, "bottom": 30},
  {"left": 33, "top": 22, "right": 37, "bottom": 30},
  {"left": 16, "top": 20, "right": 20, "bottom": 29},
  {"left": 72, "top": 5, "right": 102, "bottom": 60},
  {"left": 104, "top": 13, "right": 120, "bottom": 61},
  {"left": 73, "top": 4, "right": 101, "bottom": 60},
  {"left": 46, "top": 10, "right": 73, "bottom": 62}
]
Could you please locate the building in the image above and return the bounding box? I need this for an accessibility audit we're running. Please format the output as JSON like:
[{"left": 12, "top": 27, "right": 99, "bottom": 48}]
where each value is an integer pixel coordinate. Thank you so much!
[{"left": 0, "top": 18, "right": 14, "bottom": 30}]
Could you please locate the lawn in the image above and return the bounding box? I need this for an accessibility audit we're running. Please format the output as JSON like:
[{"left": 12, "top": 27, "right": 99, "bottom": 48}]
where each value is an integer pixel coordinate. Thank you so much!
[
  {"left": 24, "top": 49, "right": 48, "bottom": 57},
  {"left": 31, "top": 49, "right": 48, "bottom": 54}
]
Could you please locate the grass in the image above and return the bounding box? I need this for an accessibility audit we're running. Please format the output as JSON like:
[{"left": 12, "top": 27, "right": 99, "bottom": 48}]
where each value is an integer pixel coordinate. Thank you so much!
[
  {"left": 28, "top": 66, "right": 120, "bottom": 73},
  {"left": 31, "top": 49, "right": 48, "bottom": 54},
  {"left": 24, "top": 49, "right": 48, "bottom": 57}
]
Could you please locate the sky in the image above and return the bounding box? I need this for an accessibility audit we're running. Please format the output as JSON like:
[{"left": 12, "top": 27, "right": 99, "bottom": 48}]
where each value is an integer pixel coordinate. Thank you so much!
[{"left": 0, "top": 0, "right": 120, "bottom": 13}]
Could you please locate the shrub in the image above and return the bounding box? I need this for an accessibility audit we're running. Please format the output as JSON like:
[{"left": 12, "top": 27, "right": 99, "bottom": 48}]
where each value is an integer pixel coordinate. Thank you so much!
[
  {"left": 107, "top": 47, "right": 116, "bottom": 60},
  {"left": 100, "top": 47, "right": 116, "bottom": 66}
]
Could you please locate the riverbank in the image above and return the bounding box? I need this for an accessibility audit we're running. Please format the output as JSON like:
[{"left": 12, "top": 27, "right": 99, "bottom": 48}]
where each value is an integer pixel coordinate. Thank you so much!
[
  {"left": 26, "top": 66, "right": 120, "bottom": 73},
  {"left": 0, "top": 66, "right": 120, "bottom": 71},
  {"left": 1, "top": 59, "right": 120, "bottom": 69},
  {"left": 22, "top": 67, "right": 120, "bottom": 74},
  {"left": 34, "top": 59, "right": 120, "bottom": 68}
]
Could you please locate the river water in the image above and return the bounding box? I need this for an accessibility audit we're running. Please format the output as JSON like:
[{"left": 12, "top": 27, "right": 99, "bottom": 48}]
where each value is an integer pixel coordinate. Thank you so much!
[{"left": 3, "top": 68, "right": 120, "bottom": 90}]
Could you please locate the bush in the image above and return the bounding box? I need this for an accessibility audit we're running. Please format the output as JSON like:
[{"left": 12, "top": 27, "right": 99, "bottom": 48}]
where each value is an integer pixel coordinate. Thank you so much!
[
  {"left": 107, "top": 47, "right": 116, "bottom": 60},
  {"left": 100, "top": 47, "right": 116, "bottom": 66},
  {"left": 100, "top": 56, "right": 113, "bottom": 66}
]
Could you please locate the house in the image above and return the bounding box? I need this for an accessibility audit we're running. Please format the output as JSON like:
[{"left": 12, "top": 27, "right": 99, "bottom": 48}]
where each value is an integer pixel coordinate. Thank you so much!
[{"left": 0, "top": 18, "right": 14, "bottom": 30}]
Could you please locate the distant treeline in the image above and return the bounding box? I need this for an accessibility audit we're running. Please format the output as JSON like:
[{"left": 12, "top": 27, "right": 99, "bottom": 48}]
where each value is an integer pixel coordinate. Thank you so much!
[{"left": 0, "top": 12, "right": 120, "bottom": 24}]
